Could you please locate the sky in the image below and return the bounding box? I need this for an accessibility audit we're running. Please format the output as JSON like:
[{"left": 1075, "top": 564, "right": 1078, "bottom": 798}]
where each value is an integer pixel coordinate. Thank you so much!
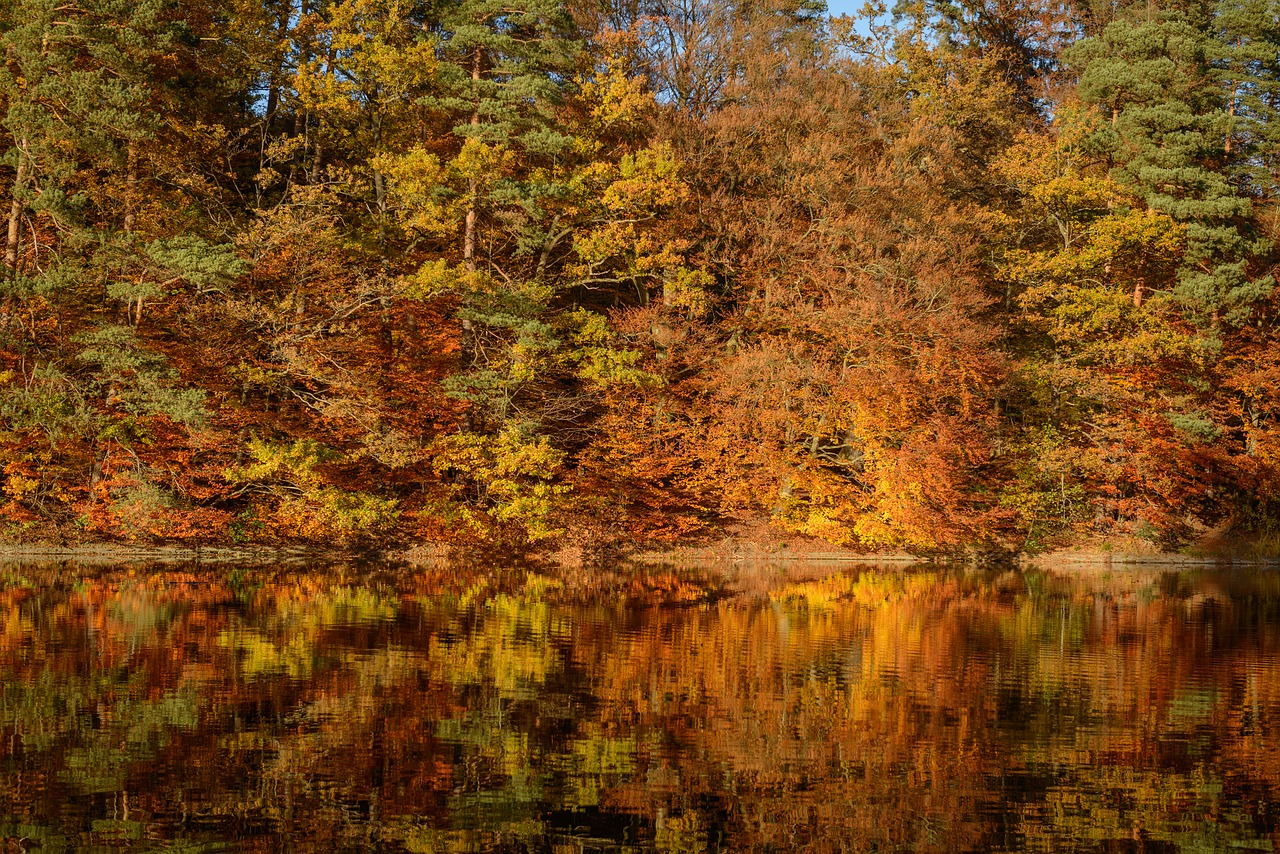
[{"left": 825, "top": 0, "right": 866, "bottom": 16}]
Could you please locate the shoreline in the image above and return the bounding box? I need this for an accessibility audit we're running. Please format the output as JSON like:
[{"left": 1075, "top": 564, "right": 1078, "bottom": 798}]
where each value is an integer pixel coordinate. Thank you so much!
[
  {"left": 0, "top": 540, "right": 1275, "bottom": 568},
  {"left": 0, "top": 543, "right": 364, "bottom": 565}
]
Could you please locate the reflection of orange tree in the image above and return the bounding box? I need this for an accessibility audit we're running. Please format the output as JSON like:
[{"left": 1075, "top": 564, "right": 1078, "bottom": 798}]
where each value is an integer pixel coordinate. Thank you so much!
[
  {"left": 558, "top": 568, "right": 1280, "bottom": 850},
  {"left": 565, "top": 571, "right": 1008, "bottom": 852},
  {"left": 0, "top": 569, "right": 447, "bottom": 849},
  {"left": 1, "top": 565, "right": 1279, "bottom": 851},
  {"left": 0, "top": 571, "right": 229, "bottom": 853}
]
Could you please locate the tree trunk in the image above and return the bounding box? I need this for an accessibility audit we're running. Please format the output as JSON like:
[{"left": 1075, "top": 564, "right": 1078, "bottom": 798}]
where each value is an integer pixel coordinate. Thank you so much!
[
  {"left": 459, "top": 48, "right": 483, "bottom": 433},
  {"left": 463, "top": 48, "right": 482, "bottom": 271},
  {"left": 310, "top": 44, "right": 333, "bottom": 184},
  {"left": 1226, "top": 81, "right": 1237, "bottom": 155},
  {"left": 6, "top": 140, "right": 28, "bottom": 276},
  {"left": 89, "top": 444, "right": 110, "bottom": 504},
  {"left": 464, "top": 181, "right": 478, "bottom": 267},
  {"left": 258, "top": 0, "right": 292, "bottom": 175},
  {"left": 290, "top": 0, "right": 311, "bottom": 184},
  {"left": 372, "top": 111, "right": 385, "bottom": 208},
  {"left": 123, "top": 144, "right": 145, "bottom": 326},
  {"left": 311, "top": 122, "right": 324, "bottom": 184},
  {"left": 260, "top": 85, "right": 280, "bottom": 176},
  {"left": 124, "top": 144, "right": 138, "bottom": 235},
  {"left": 372, "top": 108, "right": 387, "bottom": 244}
]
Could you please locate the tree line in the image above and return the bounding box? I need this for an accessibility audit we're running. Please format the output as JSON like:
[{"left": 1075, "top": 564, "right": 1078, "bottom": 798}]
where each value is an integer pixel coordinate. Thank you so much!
[{"left": 0, "top": 0, "right": 1277, "bottom": 553}]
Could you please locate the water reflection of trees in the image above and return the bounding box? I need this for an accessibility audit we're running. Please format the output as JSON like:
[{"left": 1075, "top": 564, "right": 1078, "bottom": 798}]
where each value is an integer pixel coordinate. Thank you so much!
[{"left": 0, "top": 563, "right": 1277, "bottom": 851}]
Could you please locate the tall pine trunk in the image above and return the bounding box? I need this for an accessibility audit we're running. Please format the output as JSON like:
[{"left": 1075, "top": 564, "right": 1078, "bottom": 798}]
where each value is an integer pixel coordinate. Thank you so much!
[
  {"left": 463, "top": 48, "right": 481, "bottom": 271},
  {"left": 372, "top": 108, "right": 387, "bottom": 244},
  {"left": 124, "top": 144, "right": 138, "bottom": 235},
  {"left": 126, "top": 144, "right": 144, "bottom": 325},
  {"left": 5, "top": 139, "right": 28, "bottom": 276},
  {"left": 459, "top": 47, "right": 482, "bottom": 431}
]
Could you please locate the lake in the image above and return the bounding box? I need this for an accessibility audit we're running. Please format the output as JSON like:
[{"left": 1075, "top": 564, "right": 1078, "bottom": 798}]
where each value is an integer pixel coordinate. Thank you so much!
[{"left": 0, "top": 559, "right": 1277, "bottom": 852}]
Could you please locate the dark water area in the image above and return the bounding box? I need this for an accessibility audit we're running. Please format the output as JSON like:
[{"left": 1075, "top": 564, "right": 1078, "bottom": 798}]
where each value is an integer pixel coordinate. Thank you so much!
[{"left": 1, "top": 561, "right": 1279, "bottom": 852}]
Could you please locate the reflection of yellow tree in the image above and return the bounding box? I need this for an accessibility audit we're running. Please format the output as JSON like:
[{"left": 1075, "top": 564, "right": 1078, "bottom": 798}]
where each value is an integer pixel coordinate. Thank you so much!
[
  {"left": 428, "top": 578, "right": 570, "bottom": 699},
  {"left": 1, "top": 563, "right": 1279, "bottom": 852},
  {"left": 218, "top": 585, "right": 397, "bottom": 679}
]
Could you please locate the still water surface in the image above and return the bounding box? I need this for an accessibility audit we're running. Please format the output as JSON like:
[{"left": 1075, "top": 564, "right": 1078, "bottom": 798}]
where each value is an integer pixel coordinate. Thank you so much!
[{"left": 1, "top": 561, "right": 1278, "bottom": 852}]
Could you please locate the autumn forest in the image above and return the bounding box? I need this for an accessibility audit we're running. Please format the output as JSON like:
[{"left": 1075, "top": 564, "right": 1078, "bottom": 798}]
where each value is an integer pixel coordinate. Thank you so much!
[{"left": 1, "top": 0, "right": 1278, "bottom": 554}]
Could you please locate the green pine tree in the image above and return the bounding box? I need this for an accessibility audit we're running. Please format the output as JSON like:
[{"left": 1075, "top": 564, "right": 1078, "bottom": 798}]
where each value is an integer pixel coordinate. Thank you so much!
[
  {"left": 1213, "top": 0, "right": 1280, "bottom": 198},
  {"left": 421, "top": 0, "right": 580, "bottom": 266},
  {"left": 0, "top": 0, "right": 165, "bottom": 279},
  {"left": 1069, "top": 0, "right": 1273, "bottom": 327}
]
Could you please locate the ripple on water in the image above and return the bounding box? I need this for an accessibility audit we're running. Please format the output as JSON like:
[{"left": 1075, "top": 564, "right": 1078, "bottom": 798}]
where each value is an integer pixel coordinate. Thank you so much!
[{"left": 0, "top": 561, "right": 1277, "bottom": 851}]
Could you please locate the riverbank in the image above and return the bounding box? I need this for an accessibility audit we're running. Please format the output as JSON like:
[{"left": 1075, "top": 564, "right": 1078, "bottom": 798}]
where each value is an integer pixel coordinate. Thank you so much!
[
  {"left": 0, "top": 539, "right": 1275, "bottom": 569},
  {"left": 0, "top": 543, "right": 360, "bottom": 565}
]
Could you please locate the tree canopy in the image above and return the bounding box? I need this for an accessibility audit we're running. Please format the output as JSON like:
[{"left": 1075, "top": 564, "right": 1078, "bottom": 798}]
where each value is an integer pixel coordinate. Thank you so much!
[{"left": 0, "top": 0, "right": 1276, "bottom": 554}]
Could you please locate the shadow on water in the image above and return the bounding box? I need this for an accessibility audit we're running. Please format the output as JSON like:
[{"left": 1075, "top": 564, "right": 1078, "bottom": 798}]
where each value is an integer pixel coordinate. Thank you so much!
[{"left": 0, "top": 559, "right": 1278, "bottom": 851}]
